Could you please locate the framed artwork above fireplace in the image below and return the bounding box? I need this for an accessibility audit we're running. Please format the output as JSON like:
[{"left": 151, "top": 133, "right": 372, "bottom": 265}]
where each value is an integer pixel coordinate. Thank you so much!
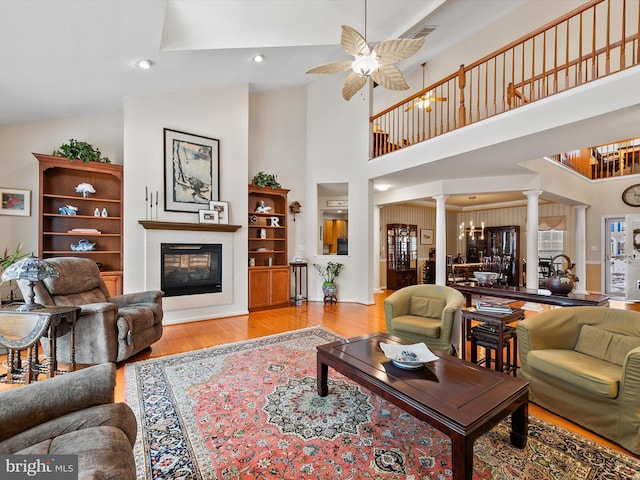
[{"left": 164, "top": 128, "right": 220, "bottom": 213}]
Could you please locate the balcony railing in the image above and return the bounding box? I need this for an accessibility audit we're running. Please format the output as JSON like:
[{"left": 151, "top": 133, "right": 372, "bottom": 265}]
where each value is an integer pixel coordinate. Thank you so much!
[
  {"left": 549, "top": 137, "right": 640, "bottom": 179},
  {"left": 370, "top": 0, "right": 640, "bottom": 159}
]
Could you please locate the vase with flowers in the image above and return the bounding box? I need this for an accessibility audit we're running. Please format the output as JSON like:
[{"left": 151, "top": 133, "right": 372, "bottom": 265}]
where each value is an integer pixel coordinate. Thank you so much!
[{"left": 314, "top": 261, "right": 343, "bottom": 303}]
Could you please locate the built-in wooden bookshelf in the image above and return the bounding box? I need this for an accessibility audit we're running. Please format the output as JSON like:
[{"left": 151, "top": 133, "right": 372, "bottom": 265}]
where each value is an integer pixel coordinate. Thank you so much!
[
  {"left": 34, "top": 153, "right": 123, "bottom": 296},
  {"left": 248, "top": 185, "right": 290, "bottom": 311}
]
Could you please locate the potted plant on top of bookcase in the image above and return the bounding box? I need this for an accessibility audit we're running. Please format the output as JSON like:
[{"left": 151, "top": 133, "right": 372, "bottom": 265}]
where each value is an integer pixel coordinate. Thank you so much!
[{"left": 250, "top": 172, "right": 281, "bottom": 189}]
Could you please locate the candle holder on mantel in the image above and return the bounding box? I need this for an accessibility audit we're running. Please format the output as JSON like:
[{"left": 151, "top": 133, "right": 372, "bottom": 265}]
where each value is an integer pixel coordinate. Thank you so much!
[{"left": 145, "top": 187, "right": 160, "bottom": 221}]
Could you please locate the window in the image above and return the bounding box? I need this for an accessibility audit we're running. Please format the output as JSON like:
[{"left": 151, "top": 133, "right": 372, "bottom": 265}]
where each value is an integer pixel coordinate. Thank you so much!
[{"left": 538, "top": 230, "right": 564, "bottom": 259}]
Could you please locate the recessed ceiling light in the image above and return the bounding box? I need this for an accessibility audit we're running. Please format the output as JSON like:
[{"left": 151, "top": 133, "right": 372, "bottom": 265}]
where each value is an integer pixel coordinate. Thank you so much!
[
  {"left": 135, "top": 59, "right": 153, "bottom": 70},
  {"left": 253, "top": 54, "right": 264, "bottom": 63},
  {"left": 376, "top": 184, "right": 390, "bottom": 191}
]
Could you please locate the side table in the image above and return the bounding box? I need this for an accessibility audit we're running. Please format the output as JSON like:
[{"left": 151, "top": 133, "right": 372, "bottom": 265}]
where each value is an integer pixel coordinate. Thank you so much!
[
  {"left": 0, "top": 305, "right": 80, "bottom": 383},
  {"left": 289, "top": 262, "right": 308, "bottom": 306},
  {"left": 461, "top": 307, "right": 525, "bottom": 375}
]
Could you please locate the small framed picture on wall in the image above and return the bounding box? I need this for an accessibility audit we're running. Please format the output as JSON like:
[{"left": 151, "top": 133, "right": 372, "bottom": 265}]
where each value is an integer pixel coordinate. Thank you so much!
[
  {"left": 0, "top": 188, "right": 31, "bottom": 216},
  {"left": 420, "top": 228, "right": 433, "bottom": 245}
]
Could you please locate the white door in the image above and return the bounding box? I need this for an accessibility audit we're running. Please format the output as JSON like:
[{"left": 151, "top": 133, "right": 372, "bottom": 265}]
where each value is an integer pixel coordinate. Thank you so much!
[
  {"left": 625, "top": 214, "right": 640, "bottom": 301},
  {"left": 604, "top": 217, "right": 625, "bottom": 296}
]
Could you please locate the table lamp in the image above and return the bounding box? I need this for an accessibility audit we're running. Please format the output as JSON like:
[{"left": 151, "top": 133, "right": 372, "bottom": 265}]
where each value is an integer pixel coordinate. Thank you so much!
[{"left": 1, "top": 255, "right": 60, "bottom": 311}]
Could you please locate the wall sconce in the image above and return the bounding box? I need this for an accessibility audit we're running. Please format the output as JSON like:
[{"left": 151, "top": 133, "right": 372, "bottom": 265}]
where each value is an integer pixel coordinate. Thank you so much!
[{"left": 289, "top": 201, "right": 302, "bottom": 221}]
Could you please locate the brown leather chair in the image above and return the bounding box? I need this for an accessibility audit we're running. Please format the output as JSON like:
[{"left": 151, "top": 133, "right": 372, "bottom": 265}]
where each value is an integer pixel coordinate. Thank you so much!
[{"left": 19, "top": 257, "right": 163, "bottom": 363}]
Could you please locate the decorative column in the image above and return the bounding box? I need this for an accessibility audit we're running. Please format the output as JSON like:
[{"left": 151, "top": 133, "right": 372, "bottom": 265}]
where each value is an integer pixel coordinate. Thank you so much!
[
  {"left": 573, "top": 205, "right": 588, "bottom": 294},
  {"left": 373, "top": 206, "right": 382, "bottom": 293},
  {"left": 433, "top": 194, "right": 448, "bottom": 286},
  {"left": 524, "top": 190, "right": 542, "bottom": 290}
]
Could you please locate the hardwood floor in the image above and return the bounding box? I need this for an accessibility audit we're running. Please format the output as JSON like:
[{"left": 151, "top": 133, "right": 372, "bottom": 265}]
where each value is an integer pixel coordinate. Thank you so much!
[{"left": 3, "top": 290, "right": 639, "bottom": 461}]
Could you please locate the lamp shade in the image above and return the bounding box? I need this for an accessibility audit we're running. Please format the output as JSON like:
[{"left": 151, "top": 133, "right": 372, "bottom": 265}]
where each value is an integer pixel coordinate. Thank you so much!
[{"left": 1, "top": 255, "right": 59, "bottom": 282}]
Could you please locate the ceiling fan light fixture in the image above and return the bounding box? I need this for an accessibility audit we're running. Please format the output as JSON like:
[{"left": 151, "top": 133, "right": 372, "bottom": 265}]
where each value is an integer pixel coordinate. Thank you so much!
[
  {"left": 351, "top": 53, "right": 379, "bottom": 77},
  {"left": 416, "top": 97, "right": 430, "bottom": 109}
]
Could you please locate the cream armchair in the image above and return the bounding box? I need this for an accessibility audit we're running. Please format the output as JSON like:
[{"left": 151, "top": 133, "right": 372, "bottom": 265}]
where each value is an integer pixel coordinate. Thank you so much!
[
  {"left": 518, "top": 306, "right": 640, "bottom": 454},
  {"left": 19, "top": 257, "right": 163, "bottom": 363},
  {"left": 384, "top": 284, "right": 464, "bottom": 355}
]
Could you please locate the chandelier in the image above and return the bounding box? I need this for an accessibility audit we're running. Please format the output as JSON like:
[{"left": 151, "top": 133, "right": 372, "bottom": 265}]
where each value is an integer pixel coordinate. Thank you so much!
[{"left": 458, "top": 196, "right": 484, "bottom": 240}]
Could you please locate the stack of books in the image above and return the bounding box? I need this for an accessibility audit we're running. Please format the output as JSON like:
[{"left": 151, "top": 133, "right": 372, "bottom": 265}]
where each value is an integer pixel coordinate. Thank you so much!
[{"left": 475, "top": 299, "right": 513, "bottom": 314}]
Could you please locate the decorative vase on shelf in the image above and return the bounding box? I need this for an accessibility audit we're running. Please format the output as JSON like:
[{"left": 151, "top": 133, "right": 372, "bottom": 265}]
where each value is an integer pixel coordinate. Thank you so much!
[{"left": 75, "top": 182, "right": 96, "bottom": 198}]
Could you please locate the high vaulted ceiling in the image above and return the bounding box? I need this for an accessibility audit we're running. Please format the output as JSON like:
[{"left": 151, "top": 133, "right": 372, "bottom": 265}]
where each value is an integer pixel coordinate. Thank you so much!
[{"left": 0, "top": 0, "right": 525, "bottom": 126}]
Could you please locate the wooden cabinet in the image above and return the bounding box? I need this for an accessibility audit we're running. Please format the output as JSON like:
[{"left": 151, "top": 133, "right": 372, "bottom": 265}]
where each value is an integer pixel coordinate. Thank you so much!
[
  {"left": 322, "top": 219, "right": 348, "bottom": 254},
  {"left": 34, "top": 153, "right": 123, "bottom": 295},
  {"left": 248, "top": 266, "right": 290, "bottom": 310},
  {"left": 248, "top": 185, "right": 290, "bottom": 310},
  {"left": 466, "top": 225, "right": 520, "bottom": 286},
  {"left": 386, "top": 223, "right": 418, "bottom": 290}
]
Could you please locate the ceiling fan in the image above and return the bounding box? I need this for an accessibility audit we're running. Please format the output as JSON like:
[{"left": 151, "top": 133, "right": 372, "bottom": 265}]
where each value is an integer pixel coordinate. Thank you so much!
[
  {"left": 306, "top": 2, "right": 424, "bottom": 101},
  {"left": 405, "top": 63, "right": 447, "bottom": 112}
]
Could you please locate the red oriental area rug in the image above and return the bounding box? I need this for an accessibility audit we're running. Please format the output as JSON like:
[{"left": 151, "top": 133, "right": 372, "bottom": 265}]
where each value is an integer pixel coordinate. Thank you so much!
[{"left": 125, "top": 327, "right": 640, "bottom": 479}]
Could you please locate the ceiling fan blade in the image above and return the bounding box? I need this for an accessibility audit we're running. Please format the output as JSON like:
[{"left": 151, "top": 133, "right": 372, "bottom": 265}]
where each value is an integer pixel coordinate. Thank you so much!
[
  {"left": 306, "top": 61, "right": 353, "bottom": 75},
  {"left": 430, "top": 96, "right": 447, "bottom": 102},
  {"left": 404, "top": 103, "right": 418, "bottom": 112},
  {"left": 371, "top": 64, "right": 409, "bottom": 91},
  {"left": 342, "top": 72, "right": 368, "bottom": 101},
  {"left": 341, "top": 25, "right": 370, "bottom": 57},
  {"left": 373, "top": 37, "right": 425, "bottom": 65}
]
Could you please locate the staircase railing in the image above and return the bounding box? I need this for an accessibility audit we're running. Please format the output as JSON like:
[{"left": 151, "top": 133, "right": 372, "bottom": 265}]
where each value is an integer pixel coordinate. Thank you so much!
[{"left": 370, "top": 0, "right": 640, "bottom": 159}]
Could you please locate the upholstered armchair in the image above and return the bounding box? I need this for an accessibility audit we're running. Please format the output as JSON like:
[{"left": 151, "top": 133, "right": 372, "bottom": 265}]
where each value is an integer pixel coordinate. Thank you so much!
[
  {"left": 518, "top": 306, "right": 640, "bottom": 454},
  {"left": 0, "top": 363, "right": 137, "bottom": 478},
  {"left": 384, "top": 284, "right": 465, "bottom": 355},
  {"left": 18, "top": 257, "right": 163, "bottom": 363}
]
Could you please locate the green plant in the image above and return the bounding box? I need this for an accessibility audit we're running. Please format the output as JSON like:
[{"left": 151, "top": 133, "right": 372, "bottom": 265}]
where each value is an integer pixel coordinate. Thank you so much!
[
  {"left": 0, "top": 244, "right": 28, "bottom": 303},
  {"left": 313, "top": 261, "right": 343, "bottom": 284},
  {"left": 251, "top": 171, "right": 281, "bottom": 189},
  {"left": 0, "top": 244, "right": 27, "bottom": 270},
  {"left": 53, "top": 139, "right": 111, "bottom": 163}
]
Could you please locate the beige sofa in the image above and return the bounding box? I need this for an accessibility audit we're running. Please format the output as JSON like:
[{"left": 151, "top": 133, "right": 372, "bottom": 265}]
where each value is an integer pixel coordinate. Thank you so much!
[
  {"left": 384, "top": 284, "right": 464, "bottom": 354},
  {"left": 517, "top": 306, "right": 640, "bottom": 454}
]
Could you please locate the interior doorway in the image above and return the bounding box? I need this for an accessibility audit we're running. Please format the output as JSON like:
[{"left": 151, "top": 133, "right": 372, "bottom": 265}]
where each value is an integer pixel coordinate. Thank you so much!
[{"left": 604, "top": 217, "right": 625, "bottom": 297}]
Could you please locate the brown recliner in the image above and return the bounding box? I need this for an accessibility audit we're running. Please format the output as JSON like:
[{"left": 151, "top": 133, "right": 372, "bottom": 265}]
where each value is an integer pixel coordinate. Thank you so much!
[{"left": 19, "top": 257, "right": 163, "bottom": 363}]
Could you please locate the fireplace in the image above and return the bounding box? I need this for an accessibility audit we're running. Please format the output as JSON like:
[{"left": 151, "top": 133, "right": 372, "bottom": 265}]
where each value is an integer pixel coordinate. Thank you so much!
[{"left": 161, "top": 243, "right": 222, "bottom": 297}]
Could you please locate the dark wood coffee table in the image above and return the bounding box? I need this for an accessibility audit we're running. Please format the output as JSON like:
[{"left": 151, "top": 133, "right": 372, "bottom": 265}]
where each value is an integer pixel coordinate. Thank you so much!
[{"left": 317, "top": 332, "right": 529, "bottom": 480}]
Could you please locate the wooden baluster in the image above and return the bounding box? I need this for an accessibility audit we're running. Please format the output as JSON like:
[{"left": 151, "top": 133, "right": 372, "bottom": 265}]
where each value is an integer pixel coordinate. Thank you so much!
[
  {"left": 592, "top": 5, "right": 597, "bottom": 81},
  {"left": 458, "top": 65, "right": 466, "bottom": 127},
  {"left": 620, "top": 0, "right": 626, "bottom": 69},
  {"left": 605, "top": 0, "right": 611, "bottom": 75}
]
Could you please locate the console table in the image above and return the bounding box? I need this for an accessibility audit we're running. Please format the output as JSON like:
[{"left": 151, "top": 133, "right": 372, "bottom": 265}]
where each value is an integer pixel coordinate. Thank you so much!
[{"left": 452, "top": 283, "right": 609, "bottom": 307}]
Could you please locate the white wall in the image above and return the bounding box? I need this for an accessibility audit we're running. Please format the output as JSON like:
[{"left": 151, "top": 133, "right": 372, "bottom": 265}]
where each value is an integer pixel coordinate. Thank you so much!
[
  {"left": 0, "top": 111, "right": 123, "bottom": 298},
  {"left": 249, "top": 87, "right": 307, "bottom": 260},
  {"left": 306, "top": 75, "right": 374, "bottom": 304},
  {"left": 123, "top": 85, "right": 249, "bottom": 322}
]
